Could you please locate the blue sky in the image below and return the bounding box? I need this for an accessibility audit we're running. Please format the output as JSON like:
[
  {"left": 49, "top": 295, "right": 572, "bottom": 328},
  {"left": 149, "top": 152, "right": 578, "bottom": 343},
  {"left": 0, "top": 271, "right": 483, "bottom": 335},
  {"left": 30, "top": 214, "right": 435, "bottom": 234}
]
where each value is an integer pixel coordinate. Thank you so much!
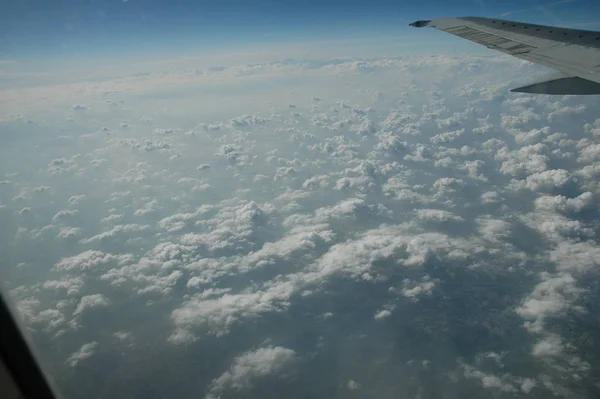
[{"left": 1, "top": 0, "right": 599, "bottom": 59}]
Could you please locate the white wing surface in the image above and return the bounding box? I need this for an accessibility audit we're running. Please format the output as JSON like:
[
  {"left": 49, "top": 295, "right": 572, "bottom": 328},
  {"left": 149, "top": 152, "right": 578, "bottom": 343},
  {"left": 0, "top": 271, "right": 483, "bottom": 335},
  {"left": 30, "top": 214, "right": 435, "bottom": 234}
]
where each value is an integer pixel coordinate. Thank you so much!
[{"left": 410, "top": 17, "right": 600, "bottom": 94}]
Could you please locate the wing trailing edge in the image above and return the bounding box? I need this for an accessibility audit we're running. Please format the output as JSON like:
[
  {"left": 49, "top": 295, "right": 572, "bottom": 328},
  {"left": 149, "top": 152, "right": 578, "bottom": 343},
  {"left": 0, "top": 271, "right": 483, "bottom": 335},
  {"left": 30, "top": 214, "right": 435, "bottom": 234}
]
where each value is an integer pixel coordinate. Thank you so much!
[{"left": 511, "top": 73, "right": 600, "bottom": 95}]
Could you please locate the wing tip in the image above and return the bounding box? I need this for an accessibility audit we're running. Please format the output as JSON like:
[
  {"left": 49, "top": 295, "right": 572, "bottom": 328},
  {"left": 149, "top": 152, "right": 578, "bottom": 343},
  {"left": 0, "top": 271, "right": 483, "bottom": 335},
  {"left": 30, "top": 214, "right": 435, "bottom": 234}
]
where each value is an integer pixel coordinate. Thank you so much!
[{"left": 409, "top": 20, "right": 432, "bottom": 28}]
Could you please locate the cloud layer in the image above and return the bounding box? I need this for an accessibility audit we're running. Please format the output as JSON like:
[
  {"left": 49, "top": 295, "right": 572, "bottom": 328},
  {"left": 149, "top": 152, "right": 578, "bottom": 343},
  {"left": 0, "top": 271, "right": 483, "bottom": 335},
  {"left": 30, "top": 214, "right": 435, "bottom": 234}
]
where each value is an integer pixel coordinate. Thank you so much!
[{"left": 2, "top": 52, "right": 600, "bottom": 399}]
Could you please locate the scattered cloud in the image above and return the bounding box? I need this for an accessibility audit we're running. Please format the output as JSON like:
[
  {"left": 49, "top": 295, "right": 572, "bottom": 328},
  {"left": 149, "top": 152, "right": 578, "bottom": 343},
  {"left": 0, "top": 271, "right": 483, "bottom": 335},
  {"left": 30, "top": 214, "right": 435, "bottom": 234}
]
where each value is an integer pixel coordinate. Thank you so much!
[
  {"left": 2, "top": 51, "right": 599, "bottom": 399},
  {"left": 73, "top": 294, "right": 109, "bottom": 316},
  {"left": 374, "top": 309, "right": 392, "bottom": 320},
  {"left": 67, "top": 342, "right": 99, "bottom": 367},
  {"left": 54, "top": 250, "right": 133, "bottom": 272},
  {"left": 207, "top": 346, "right": 297, "bottom": 397}
]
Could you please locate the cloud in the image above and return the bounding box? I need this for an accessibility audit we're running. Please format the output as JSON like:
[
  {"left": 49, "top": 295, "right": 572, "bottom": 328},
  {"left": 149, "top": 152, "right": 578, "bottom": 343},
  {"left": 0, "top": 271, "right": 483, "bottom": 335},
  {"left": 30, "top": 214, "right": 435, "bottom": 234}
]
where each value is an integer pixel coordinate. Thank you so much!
[
  {"left": 68, "top": 195, "right": 86, "bottom": 206},
  {"left": 58, "top": 227, "right": 84, "bottom": 239},
  {"left": 495, "top": 144, "right": 549, "bottom": 177},
  {"left": 43, "top": 276, "right": 84, "bottom": 296},
  {"left": 535, "top": 214, "right": 591, "bottom": 240},
  {"left": 532, "top": 334, "right": 563, "bottom": 357},
  {"left": 521, "top": 378, "right": 537, "bottom": 394},
  {"left": 373, "top": 309, "right": 392, "bottom": 320},
  {"left": 158, "top": 212, "right": 199, "bottom": 233},
  {"left": 314, "top": 198, "right": 392, "bottom": 222},
  {"left": 133, "top": 199, "right": 160, "bottom": 216},
  {"left": 79, "top": 224, "right": 149, "bottom": 244},
  {"left": 170, "top": 283, "right": 294, "bottom": 340},
  {"left": 394, "top": 276, "right": 437, "bottom": 301},
  {"left": 3, "top": 51, "right": 600, "bottom": 399},
  {"left": 73, "top": 294, "right": 109, "bottom": 316},
  {"left": 548, "top": 104, "right": 585, "bottom": 122},
  {"left": 52, "top": 209, "right": 77, "bottom": 222},
  {"left": 549, "top": 241, "right": 600, "bottom": 273},
  {"left": 208, "top": 346, "right": 297, "bottom": 397},
  {"left": 113, "top": 331, "right": 131, "bottom": 340},
  {"left": 54, "top": 250, "right": 133, "bottom": 271},
  {"left": 522, "top": 169, "right": 572, "bottom": 192},
  {"left": 229, "top": 114, "right": 269, "bottom": 127},
  {"left": 101, "top": 213, "right": 124, "bottom": 223},
  {"left": 238, "top": 227, "right": 334, "bottom": 273},
  {"left": 480, "top": 191, "right": 502, "bottom": 204},
  {"left": 217, "top": 144, "right": 249, "bottom": 165},
  {"left": 416, "top": 208, "right": 463, "bottom": 222},
  {"left": 29, "top": 309, "right": 66, "bottom": 332},
  {"left": 462, "top": 364, "right": 517, "bottom": 393},
  {"left": 516, "top": 272, "right": 583, "bottom": 333},
  {"left": 172, "top": 200, "right": 273, "bottom": 256},
  {"left": 135, "top": 269, "right": 183, "bottom": 296},
  {"left": 67, "top": 342, "right": 98, "bottom": 366},
  {"left": 534, "top": 192, "right": 593, "bottom": 213}
]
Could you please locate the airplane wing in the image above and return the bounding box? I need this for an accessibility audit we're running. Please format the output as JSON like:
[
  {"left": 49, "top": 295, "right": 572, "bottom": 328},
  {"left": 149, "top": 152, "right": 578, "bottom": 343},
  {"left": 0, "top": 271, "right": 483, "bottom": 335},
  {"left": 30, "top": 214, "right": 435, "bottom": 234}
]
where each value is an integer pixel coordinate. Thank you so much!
[{"left": 410, "top": 17, "right": 600, "bottom": 95}]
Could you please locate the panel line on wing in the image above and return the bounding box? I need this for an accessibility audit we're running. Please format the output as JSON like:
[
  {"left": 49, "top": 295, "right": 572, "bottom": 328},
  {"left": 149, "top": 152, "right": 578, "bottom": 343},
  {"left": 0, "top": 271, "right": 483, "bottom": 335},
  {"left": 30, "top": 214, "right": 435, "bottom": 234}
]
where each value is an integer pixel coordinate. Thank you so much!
[{"left": 443, "top": 25, "right": 537, "bottom": 55}]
